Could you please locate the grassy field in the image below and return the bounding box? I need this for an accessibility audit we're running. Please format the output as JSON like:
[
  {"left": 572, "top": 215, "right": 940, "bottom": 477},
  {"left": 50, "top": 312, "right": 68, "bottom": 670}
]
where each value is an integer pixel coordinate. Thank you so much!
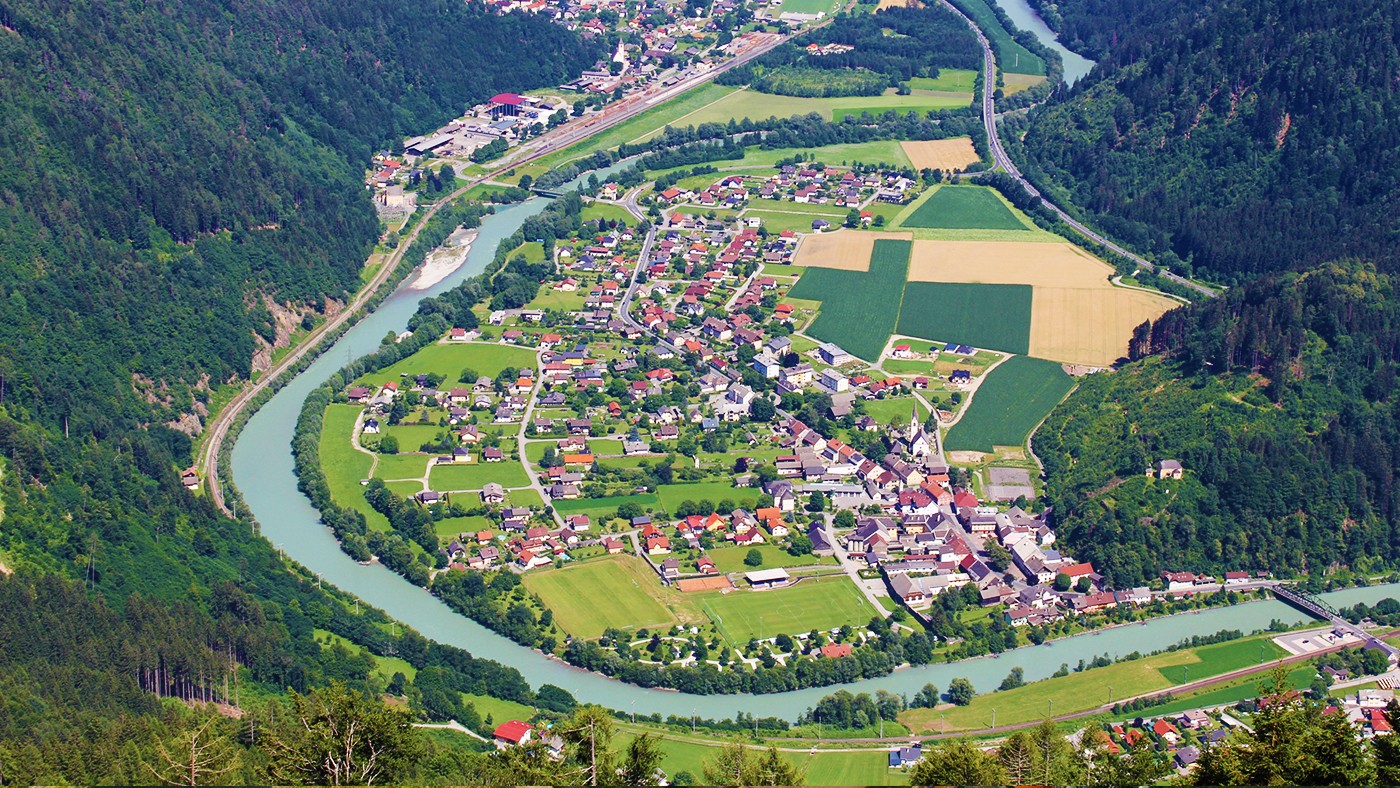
[
  {"left": 429, "top": 460, "right": 530, "bottom": 490},
  {"left": 945, "top": 356, "right": 1075, "bottom": 452},
  {"left": 553, "top": 492, "right": 661, "bottom": 521},
  {"left": 952, "top": 0, "right": 1045, "bottom": 75},
  {"left": 581, "top": 201, "right": 634, "bottom": 225},
  {"left": 788, "top": 239, "right": 912, "bottom": 360},
  {"left": 434, "top": 515, "right": 493, "bottom": 538},
  {"left": 704, "top": 141, "right": 913, "bottom": 171},
  {"left": 704, "top": 544, "right": 836, "bottom": 573},
  {"left": 776, "top": 0, "right": 840, "bottom": 13},
  {"left": 909, "top": 69, "right": 979, "bottom": 93},
  {"left": 895, "top": 282, "right": 1033, "bottom": 355},
  {"left": 677, "top": 88, "right": 969, "bottom": 126},
  {"left": 372, "top": 453, "right": 432, "bottom": 480},
  {"left": 900, "top": 632, "right": 1289, "bottom": 733},
  {"left": 613, "top": 732, "right": 906, "bottom": 787},
  {"left": 899, "top": 186, "right": 1028, "bottom": 230},
  {"left": 523, "top": 555, "right": 698, "bottom": 638},
  {"left": 352, "top": 342, "right": 536, "bottom": 389},
  {"left": 700, "top": 577, "right": 877, "bottom": 644},
  {"left": 319, "top": 405, "right": 389, "bottom": 531},
  {"left": 655, "top": 481, "right": 761, "bottom": 513},
  {"left": 862, "top": 396, "right": 929, "bottom": 427},
  {"left": 518, "top": 83, "right": 737, "bottom": 177},
  {"left": 746, "top": 210, "right": 847, "bottom": 234},
  {"left": 463, "top": 693, "right": 536, "bottom": 724}
]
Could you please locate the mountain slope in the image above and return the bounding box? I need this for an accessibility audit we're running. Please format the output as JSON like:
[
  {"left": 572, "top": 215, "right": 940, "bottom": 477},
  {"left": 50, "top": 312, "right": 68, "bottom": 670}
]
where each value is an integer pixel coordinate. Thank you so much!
[
  {"left": 1017, "top": 0, "right": 1400, "bottom": 283},
  {"left": 0, "top": 0, "right": 598, "bottom": 435},
  {"left": 1037, "top": 263, "right": 1400, "bottom": 586}
]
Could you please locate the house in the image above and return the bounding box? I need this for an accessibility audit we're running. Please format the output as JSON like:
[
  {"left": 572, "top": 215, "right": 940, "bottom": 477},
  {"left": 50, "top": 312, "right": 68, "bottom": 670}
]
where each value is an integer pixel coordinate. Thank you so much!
[
  {"left": 697, "top": 556, "right": 718, "bottom": 574},
  {"left": 481, "top": 483, "right": 505, "bottom": 504},
  {"left": 661, "top": 557, "right": 680, "bottom": 580},
  {"left": 646, "top": 535, "right": 671, "bottom": 554},
  {"left": 817, "top": 342, "right": 853, "bottom": 366},
  {"left": 820, "top": 642, "right": 853, "bottom": 658},
  {"left": 1175, "top": 746, "right": 1200, "bottom": 770},
  {"left": 416, "top": 491, "right": 443, "bottom": 506},
  {"left": 603, "top": 537, "right": 625, "bottom": 554},
  {"left": 567, "top": 514, "right": 591, "bottom": 532},
  {"left": 1153, "top": 459, "right": 1185, "bottom": 479},
  {"left": 888, "top": 745, "right": 923, "bottom": 768},
  {"left": 181, "top": 468, "right": 201, "bottom": 489},
  {"left": 493, "top": 720, "right": 533, "bottom": 748}
]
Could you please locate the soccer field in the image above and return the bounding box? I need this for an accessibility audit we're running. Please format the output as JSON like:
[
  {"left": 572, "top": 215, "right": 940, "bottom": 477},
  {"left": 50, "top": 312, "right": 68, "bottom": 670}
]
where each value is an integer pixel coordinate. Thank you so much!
[
  {"left": 945, "top": 356, "right": 1075, "bottom": 452},
  {"left": 701, "top": 577, "right": 876, "bottom": 644},
  {"left": 523, "top": 555, "right": 688, "bottom": 639}
]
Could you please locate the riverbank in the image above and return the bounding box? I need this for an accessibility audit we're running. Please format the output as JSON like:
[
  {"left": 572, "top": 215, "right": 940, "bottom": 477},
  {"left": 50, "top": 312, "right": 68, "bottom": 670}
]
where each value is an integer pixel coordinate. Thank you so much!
[{"left": 411, "top": 228, "right": 477, "bottom": 290}]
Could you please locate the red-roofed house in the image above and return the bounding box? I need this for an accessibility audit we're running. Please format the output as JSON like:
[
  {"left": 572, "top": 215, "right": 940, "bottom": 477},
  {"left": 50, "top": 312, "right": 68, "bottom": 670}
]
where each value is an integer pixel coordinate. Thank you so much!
[
  {"left": 821, "top": 643, "right": 853, "bottom": 658},
  {"left": 494, "top": 720, "right": 533, "bottom": 747}
]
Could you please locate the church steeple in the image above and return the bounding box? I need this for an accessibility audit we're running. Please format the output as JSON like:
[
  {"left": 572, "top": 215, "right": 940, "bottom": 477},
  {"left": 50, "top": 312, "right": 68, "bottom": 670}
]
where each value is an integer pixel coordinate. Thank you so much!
[{"left": 907, "top": 402, "right": 920, "bottom": 442}]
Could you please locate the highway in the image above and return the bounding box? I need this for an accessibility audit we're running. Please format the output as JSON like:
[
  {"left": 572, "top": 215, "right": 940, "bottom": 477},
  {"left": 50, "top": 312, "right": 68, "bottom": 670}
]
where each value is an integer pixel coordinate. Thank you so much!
[{"left": 939, "top": 0, "right": 1219, "bottom": 300}]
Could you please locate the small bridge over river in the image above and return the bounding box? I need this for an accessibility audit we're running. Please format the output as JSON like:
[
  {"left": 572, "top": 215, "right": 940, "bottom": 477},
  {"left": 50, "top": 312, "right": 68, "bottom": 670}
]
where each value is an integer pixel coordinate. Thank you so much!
[{"left": 1273, "top": 586, "right": 1400, "bottom": 659}]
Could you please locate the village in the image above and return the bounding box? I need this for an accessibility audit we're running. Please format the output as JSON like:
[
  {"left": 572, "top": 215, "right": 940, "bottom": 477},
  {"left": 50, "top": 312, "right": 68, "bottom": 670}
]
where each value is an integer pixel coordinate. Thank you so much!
[{"left": 324, "top": 154, "right": 1281, "bottom": 684}]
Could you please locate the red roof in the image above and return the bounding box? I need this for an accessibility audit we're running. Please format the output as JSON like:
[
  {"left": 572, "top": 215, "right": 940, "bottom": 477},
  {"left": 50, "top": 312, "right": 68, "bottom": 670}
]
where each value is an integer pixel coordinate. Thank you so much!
[
  {"left": 821, "top": 643, "right": 853, "bottom": 658},
  {"left": 491, "top": 93, "right": 525, "bottom": 106},
  {"left": 494, "top": 720, "right": 532, "bottom": 743},
  {"left": 1061, "top": 561, "right": 1095, "bottom": 578},
  {"left": 954, "top": 491, "right": 979, "bottom": 509}
]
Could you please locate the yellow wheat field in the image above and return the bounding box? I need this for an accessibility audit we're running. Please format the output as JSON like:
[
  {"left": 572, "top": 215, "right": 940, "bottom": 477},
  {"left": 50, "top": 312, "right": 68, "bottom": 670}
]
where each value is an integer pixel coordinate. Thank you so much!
[
  {"left": 793, "top": 230, "right": 912, "bottom": 270},
  {"left": 906, "top": 239, "right": 1180, "bottom": 366},
  {"left": 1002, "top": 73, "right": 1047, "bottom": 96},
  {"left": 900, "top": 138, "right": 981, "bottom": 172}
]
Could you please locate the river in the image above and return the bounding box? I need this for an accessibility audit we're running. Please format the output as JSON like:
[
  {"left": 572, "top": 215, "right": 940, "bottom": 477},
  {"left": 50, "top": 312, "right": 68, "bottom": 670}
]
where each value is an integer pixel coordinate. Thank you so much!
[
  {"left": 233, "top": 170, "right": 1397, "bottom": 721},
  {"left": 987, "top": 0, "right": 1095, "bottom": 85}
]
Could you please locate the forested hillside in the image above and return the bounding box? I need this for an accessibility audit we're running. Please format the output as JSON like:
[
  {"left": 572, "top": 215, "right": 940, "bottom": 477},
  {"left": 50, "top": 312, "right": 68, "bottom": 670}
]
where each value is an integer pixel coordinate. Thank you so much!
[
  {"left": 1037, "top": 263, "right": 1400, "bottom": 586},
  {"left": 1016, "top": 0, "right": 1400, "bottom": 282},
  {"left": 0, "top": 0, "right": 599, "bottom": 780},
  {"left": 0, "top": 0, "right": 598, "bottom": 436}
]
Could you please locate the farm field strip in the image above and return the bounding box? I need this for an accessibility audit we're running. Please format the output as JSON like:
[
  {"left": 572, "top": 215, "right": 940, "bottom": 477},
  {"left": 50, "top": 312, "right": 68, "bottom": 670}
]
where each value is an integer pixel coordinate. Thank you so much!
[
  {"left": 899, "top": 138, "right": 981, "bottom": 172},
  {"left": 944, "top": 356, "right": 1074, "bottom": 452},
  {"left": 788, "top": 239, "right": 912, "bottom": 360},
  {"left": 523, "top": 555, "right": 692, "bottom": 639},
  {"left": 897, "top": 185, "right": 1029, "bottom": 230}
]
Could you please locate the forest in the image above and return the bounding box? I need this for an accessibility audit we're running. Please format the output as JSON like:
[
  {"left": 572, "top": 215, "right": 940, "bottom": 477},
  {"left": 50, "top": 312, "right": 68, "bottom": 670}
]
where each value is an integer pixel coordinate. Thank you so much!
[
  {"left": 0, "top": 0, "right": 603, "bottom": 781},
  {"left": 1037, "top": 263, "right": 1400, "bottom": 586},
  {"left": 1017, "top": 0, "right": 1400, "bottom": 283},
  {"left": 0, "top": 0, "right": 599, "bottom": 439}
]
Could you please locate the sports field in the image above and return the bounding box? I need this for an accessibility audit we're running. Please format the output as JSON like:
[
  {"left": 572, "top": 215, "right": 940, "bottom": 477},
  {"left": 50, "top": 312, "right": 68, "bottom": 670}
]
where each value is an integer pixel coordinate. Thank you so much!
[
  {"left": 898, "top": 186, "right": 1027, "bottom": 230},
  {"left": 944, "top": 356, "right": 1074, "bottom": 452},
  {"left": 896, "top": 282, "right": 1032, "bottom": 355},
  {"left": 677, "top": 88, "right": 970, "bottom": 126},
  {"left": 701, "top": 577, "right": 877, "bottom": 643},
  {"left": 523, "top": 555, "right": 695, "bottom": 639},
  {"left": 352, "top": 342, "right": 536, "bottom": 389},
  {"left": 787, "top": 239, "right": 912, "bottom": 360},
  {"left": 899, "top": 138, "right": 981, "bottom": 172}
]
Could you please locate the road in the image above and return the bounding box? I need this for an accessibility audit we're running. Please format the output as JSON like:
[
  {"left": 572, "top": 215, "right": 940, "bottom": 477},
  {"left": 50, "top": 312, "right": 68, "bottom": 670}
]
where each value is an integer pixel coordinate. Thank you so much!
[
  {"left": 938, "top": 0, "right": 1218, "bottom": 300},
  {"left": 196, "top": 28, "right": 798, "bottom": 517}
]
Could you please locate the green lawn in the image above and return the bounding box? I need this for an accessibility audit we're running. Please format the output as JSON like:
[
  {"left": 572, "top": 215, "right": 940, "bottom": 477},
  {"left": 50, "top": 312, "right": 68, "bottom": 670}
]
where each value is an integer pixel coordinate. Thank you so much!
[
  {"left": 788, "top": 239, "right": 912, "bottom": 361},
  {"left": 375, "top": 423, "right": 450, "bottom": 452},
  {"left": 716, "top": 140, "right": 914, "bottom": 170},
  {"left": 527, "top": 287, "right": 588, "bottom": 311},
  {"left": 898, "top": 185, "right": 1028, "bottom": 230},
  {"left": 319, "top": 405, "right": 389, "bottom": 531},
  {"left": 522, "top": 555, "right": 684, "bottom": 639},
  {"left": 581, "top": 201, "right": 635, "bottom": 225},
  {"left": 372, "top": 453, "right": 431, "bottom": 481},
  {"left": 745, "top": 210, "right": 849, "bottom": 235},
  {"left": 434, "top": 515, "right": 494, "bottom": 538},
  {"left": 677, "top": 88, "right": 970, "bottom": 126},
  {"left": 614, "top": 732, "right": 906, "bottom": 787},
  {"left": 353, "top": 342, "right": 537, "bottom": 389},
  {"left": 463, "top": 693, "right": 536, "bottom": 724},
  {"left": 895, "top": 282, "right": 1032, "bottom": 355},
  {"left": 777, "top": 0, "right": 839, "bottom": 13},
  {"left": 945, "top": 356, "right": 1075, "bottom": 452},
  {"left": 429, "top": 460, "right": 530, "bottom": 490},
  {"left": 950, "top": 0, "right": 1046, "bottom": 75},
  {"left": 700, "top": 577, "right": 877, "bottom": 644},
  {"left": 520, "top": 83, "right": 737, "bottom": 177},
  {"left": 704, "top": 544, "right": 834, "bottom": 573},
  {"left": 861, "top": 398, "right": 929, "bottom": 432},
  {"left": 506, "top": 488, "right": 545, "bottom": 509},
  {"left": 655, "top": 481, "right": 761, "bottom": 513},
  {"left": 909, "top": 69, "right": 979, "bottom": 93},
  {"left": 901, "top": 632, "right": 1289, "bottom": 733},
  {"left": 553, "top": 493, "right": 661, "bottom": 521},
  {"left": 745, "top": 198, "right": 847, "bottom": 216}
]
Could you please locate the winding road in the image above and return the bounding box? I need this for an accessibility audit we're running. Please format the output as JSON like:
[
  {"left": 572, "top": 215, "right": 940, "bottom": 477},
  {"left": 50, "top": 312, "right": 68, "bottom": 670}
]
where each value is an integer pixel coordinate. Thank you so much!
[{"left": 941, "top": 0, "right": 1219, "bottom": 300}]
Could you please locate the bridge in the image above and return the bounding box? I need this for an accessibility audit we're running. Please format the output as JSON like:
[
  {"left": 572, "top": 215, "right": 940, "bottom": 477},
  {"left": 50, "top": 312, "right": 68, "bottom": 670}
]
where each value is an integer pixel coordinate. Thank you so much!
[
  {"left": 1273, "top": 586, "right": 1400, "bottom": 659},
  {"left": 529, "top": 187, "right": 567, "bottom": 198}
]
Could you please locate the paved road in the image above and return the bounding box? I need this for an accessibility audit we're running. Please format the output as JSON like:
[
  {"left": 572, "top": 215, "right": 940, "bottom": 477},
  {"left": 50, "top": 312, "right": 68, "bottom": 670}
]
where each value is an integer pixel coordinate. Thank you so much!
[
  {"left": 516, "top": 348, "right": 565, "bottom": 527},
  {"left": 937, "top": 0, "right": 1218, "bottom": 300},
  {"left": 196, "top": 30, "right": 799, "bottom": 516}
]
